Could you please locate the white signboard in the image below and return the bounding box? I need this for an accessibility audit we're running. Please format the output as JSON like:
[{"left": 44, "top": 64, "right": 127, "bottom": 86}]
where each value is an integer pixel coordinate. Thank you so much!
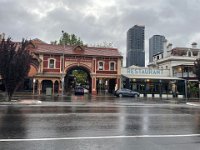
[
  {"left": 127, "top": 68, "right": 163, "bottom": 75},
  {"left": 121, "top": 67, "right": 170, "bottom": 77}
]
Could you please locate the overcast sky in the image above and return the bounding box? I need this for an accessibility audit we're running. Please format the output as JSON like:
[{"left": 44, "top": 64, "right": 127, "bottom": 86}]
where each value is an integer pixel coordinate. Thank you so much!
[{"left": 1, "top": 0, "right": 200, "bottom": 65}]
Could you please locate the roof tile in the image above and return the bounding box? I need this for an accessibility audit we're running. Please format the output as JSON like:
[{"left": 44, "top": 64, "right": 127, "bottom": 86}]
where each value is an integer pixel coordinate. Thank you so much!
[{"left": 30, "top": 43, "right": 122, "bottom": 57}]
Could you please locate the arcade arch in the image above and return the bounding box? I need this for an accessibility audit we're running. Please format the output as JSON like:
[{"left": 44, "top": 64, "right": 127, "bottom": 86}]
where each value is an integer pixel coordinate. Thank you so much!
[{"left": 64, "top": 65, "right": 92, "bottom": 93}]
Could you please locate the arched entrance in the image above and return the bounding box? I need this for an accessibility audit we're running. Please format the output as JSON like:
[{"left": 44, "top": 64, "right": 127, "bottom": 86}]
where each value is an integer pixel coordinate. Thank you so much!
[
  {"left": 64, "top": 66, "right": 91, "bottom": 94},
  {"left": 42, "top": 80, "right": 53, "bottom": 93}
]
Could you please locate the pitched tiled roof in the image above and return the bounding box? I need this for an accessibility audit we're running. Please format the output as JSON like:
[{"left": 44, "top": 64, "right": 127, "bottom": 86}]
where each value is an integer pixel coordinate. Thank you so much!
[{"left": 30, "top": 42, "right": 122, "bottom": 57}]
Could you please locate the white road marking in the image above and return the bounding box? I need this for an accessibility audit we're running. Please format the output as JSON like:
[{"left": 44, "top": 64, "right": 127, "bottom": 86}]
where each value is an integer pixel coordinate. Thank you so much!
[
  {"left": 1, "top": 134, "right": 200, "bottom": 142},
  {"left": 186, "top": 102, "right": 200, "bottom": 107}
]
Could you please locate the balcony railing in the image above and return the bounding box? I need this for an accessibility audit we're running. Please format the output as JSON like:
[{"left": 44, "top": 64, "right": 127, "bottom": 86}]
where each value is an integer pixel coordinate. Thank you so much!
[{"left": 174, "top": 72, "right": 196, "bottom": 78}]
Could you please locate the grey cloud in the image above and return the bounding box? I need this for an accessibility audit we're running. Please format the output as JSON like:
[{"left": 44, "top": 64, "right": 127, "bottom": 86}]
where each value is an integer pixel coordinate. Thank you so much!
[{"left": 1, "top": 0, "right": 200, "bottom": 65}]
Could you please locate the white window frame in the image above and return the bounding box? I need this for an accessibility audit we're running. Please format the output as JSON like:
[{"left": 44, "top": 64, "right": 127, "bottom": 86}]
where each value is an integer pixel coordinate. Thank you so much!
[
  {"left": 98, "top": 61, "right": 104, "bottom": 70},
  {"left": 109, "top": 61, "right": 116, "bottom": 71},
  {"left": 48, "top": 58, "right": 56, "bottom": 69}
]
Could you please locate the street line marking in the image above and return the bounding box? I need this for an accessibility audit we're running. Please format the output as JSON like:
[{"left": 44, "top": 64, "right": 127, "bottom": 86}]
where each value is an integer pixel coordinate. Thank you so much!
[
  {"left": 186, "top": 103, "right": 200, "bottom": 107},
  {"left": 1, "top": 134, "right": 200, "bottom": 142}
]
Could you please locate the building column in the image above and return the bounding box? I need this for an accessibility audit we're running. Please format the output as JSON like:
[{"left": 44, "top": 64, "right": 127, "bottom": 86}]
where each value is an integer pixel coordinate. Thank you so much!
[
  {"left": 58, "top": 81, "right": 61, "bottom": 94},
  {"left": 38, "top": 80, "right": 42, "bottom": 95},
  {"left": 52, "top": 80, "right": 55, "bottom": 95},
  {"left": 91, "top": 76, "right": 97, "bottom": 95},
  {"left": 33, "top": 78, "right": 36, "bottom": 95}
]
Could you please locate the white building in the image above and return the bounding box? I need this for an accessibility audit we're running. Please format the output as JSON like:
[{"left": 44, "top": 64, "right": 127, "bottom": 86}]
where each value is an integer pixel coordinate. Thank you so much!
[
  {"left": 148, "top": 40, "right": 199, "bottom": 98},
  {"left": 121, "top": 65, "right": 185, "bottom": 98}
]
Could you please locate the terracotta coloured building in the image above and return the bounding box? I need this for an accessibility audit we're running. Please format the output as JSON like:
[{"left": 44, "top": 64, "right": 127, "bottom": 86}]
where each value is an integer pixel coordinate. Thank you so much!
[{"left": 28, "top": 39, "right": 123, "bottom": 95}]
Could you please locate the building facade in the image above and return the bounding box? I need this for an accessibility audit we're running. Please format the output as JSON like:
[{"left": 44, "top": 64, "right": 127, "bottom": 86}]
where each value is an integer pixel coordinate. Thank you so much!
[
  {"left": 149, "top": 41, "right": 199, "bottom": 98},
  {"left": 10, "top": 39, "right": 123, "bottom": 95},
  {"left": 126, "top": 25, "right": 145, "bottom": 67},
  {"left": 149, "top": 35, "right": 165, "bottom": 63},
  {"left": 0, "top": 39, "right": 123, "bottom": 95},
  {"left": 121, "top": 65, "right": 185, "bottom": 98}
]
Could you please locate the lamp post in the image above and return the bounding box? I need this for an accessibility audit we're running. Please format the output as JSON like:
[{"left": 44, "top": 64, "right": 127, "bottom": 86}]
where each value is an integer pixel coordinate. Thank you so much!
[
  {"left": 61, "top": 76, "right": 64, "bottom": 96},
  {"left": 61, "top": 31, "right": 65, "bottom": 96},
  {"left": 185, "top": 80, "right": 188, "bottom": 102},
  {"left": 159, "top": 79, "right": 162, "bottom": 98},
  {"left": 33, "top": 78, "right": 36, "bottom": 95}
]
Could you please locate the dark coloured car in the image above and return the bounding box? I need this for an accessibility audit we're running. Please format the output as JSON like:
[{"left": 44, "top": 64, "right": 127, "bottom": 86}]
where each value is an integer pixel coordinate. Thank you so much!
[
  {"left": 114, "top": 88, "right": 140, "bottom": 98},
  {"left": 74, "top": 86, "right": 84, "bottom": 95}
]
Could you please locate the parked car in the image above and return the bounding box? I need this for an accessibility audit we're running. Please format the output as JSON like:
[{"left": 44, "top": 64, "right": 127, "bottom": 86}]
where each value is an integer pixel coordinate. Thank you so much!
[
  {"left": 74, "top": 86, "right": 84, "bottom": 95},
  {"left": 114, "top": 88, "right": 140, "bottom": 98}
]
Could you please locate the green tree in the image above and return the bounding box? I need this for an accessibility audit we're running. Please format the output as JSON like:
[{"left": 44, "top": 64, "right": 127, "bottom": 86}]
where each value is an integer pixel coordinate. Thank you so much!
[
  {"left": 194, "top": 58, "right": 200, "bottom": 81},
  {"left": 188, "top": 82, "right": 198, "bottom": 97},
  {"left": 0, "top": 38, "right": 33, "bottom": 101},
  {"left": 72, "top": 70, "right": 88, "bottom": 85},
  {"left": 59, "top": 31, "right": 84, "bottom": 46}
]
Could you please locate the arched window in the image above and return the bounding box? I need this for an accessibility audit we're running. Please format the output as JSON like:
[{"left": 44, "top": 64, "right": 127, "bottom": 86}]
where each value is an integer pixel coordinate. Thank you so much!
[
  {"left": 98, "top": 61, "right": 104, "bottom": 70},
  {"left": 109, "top": 61, "right": 115, "bottom": 71},
  {"left": 188, "top": 51, "right": 191, "bottom": 57},
  {"left": 187, "top": 50, "right": 193, "bottom": 57},
  {"left": 49, "top": 59, "right": 55, "bottom": 68}
]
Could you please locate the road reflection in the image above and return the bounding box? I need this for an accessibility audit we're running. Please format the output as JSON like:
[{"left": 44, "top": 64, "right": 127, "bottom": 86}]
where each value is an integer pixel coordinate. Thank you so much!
[
  {"left": 1, "top": 102, "right": 200, "bottom": 140},
  {"left": 0, "top": 106, "right": 27, "bottom": 139}
]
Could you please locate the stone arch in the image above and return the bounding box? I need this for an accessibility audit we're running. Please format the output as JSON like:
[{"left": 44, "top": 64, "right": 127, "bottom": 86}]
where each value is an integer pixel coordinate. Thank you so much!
[
  {"left": 187, "top": 49, "right": 193, "bottom": 57},
  {"left": 54, "top": 80, "right": 59, "bottom": 93},
  {"left": 64, "top": 64, "right": 92, "bottom": 93},
  {"left": 64, "top": 63, "right": 92, "bottom": 73},
  {"left": 41, "top": 80, "right": 53, "bottom": 93}
]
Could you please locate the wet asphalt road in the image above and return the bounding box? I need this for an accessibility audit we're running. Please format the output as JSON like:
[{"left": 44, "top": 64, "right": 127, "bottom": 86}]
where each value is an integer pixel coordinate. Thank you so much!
[{"left": 0, "top": 95, "right": 200, "bottom": 150}]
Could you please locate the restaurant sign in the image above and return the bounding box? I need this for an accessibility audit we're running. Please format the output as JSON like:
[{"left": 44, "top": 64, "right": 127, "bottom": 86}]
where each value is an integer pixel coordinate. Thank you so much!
[{"left": 127, "top": 68, "right": 163, "bottom": 75}]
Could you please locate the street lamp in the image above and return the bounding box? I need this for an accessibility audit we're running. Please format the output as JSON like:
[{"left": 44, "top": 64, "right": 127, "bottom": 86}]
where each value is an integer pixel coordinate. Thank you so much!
[
  {"left": 185, "top": 80, "right": 188, "bottom": 102},
  {"left": 61, "top": 76, "right": 64, "bottom": 96},
  {"left": 33, "top": 78, "right": 36, "bottom": 95},
  {"left": 159, "top": 79, "right": 162, "bottom": 98},
  {"left": 61, "top": 33, "right": 65, "bottom": 96}
]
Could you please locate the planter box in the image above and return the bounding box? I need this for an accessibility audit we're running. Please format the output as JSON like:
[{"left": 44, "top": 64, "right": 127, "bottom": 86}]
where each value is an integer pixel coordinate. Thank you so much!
[
  {"left": 178, "top": 95, "right": 184, "bottom": 98},
  {"left": 162, "top": 94, "right": 167, "bottom": 98},
  {"left": 167, "top": 94, "right": 173, "bottom": 98},
  {"left": 147, "top": 94, "right": 152, "bottom": 98},
  {"left": 139, "top": 94, "right": 144, "bottom": 98},
  {"left": 154, "top": 94, "right": 160, "bottom": 98}
]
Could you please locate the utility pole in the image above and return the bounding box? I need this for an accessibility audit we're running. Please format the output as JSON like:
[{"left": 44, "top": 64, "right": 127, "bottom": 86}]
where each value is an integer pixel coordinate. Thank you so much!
[
  {"left": 62, "top": 30, "right": 65, "bottom": 96},
  {"left": 62, "top": 41, "right": 65, "bottom": 96},
  {"left": 185, "top": 80, "right": 187, "bottom": 102}
]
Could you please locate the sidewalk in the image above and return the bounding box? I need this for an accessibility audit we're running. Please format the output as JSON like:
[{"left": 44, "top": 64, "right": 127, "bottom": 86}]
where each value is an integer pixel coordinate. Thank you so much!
[{"left": 1, "top": 91, "right": 200, "bottom": 106}]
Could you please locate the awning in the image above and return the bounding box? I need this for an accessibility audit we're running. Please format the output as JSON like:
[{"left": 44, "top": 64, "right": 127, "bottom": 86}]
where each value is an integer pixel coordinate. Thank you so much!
[{"left": 122, "top": 74, "right": 185, "bottom": 80}]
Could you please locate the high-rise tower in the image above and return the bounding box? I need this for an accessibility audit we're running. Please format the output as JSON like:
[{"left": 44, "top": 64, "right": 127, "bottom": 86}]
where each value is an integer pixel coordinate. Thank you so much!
[
  {"left": 126, "top": 25, "right": 145, "bottom": 67},
  {"left": 149, "top": 35, "right": 165, "bottom": 63}
]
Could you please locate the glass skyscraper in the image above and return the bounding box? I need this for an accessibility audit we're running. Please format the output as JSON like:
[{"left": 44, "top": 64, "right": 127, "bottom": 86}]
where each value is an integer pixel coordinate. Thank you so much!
[
  {"left": 149, "top": 35, "right": 165, "bottom": 63},
  {"left": 126, "top": 25, "right": 145, "bottom": 67}
]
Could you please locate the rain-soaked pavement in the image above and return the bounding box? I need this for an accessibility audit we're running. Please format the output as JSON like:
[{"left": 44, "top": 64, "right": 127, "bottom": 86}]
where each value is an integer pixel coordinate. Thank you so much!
[{"left": 1, "top": 94, "right": 200, "bottom": 149}]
